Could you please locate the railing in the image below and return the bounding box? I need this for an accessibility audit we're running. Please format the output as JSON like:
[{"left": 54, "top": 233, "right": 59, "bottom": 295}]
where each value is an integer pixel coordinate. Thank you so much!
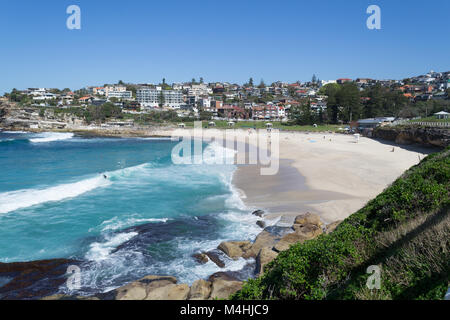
[
  {"left": 409, "top": 121, "right": 450, "bottom": 128},
  {"left": 388, "top": 120, "right": 450, "bottom": 128}
]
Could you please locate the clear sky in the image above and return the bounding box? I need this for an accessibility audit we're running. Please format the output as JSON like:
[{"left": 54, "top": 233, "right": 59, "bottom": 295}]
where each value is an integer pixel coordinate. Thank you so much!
[{"left": 0, "top": 0, "right": 449, "bottom": 94}]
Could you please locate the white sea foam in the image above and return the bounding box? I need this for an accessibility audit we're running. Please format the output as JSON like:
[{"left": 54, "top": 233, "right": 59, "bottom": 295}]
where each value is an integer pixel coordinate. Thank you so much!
[
  {"left": 138, "top": 137, "right": 175, "bottom": 141},
  {"left": 2, "top": 130, "right": 29, "bottom": 134},
  {"left": 29, "top": 132, "right": 74, "bottom": 143},
  {"left": 100, "top": 216, "right": 170, "bottom": 232},
  {"left": 0, "top": 162, "right": 154, "bottom": 214},
  {"left": 200, "top": 141, "right": 237, "bottom": 164},
  {"left": 85, "top": 232, "right": 138, "bottom": 261},
  {"left": 0, "top": 176, "right": 112, "bottom": 214}
]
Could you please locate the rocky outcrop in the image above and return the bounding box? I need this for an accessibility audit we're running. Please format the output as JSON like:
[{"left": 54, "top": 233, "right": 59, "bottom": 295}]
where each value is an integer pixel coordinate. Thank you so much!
[
  {"left": 145, "top": 283, "right": 190, "bottom": 300},
  {"left": 325, "top": 220, "right": 343, "bottom": 234},
  {"left": 255, "top": 247, "right": 278, "bottom": 275},
  {"left": 373, "top": 126, "right": 450, "bottom": 148},
  {"left": 0, "top": 259, "right": 78, "bottom": 300},
  {"left": 292, "top": 223, "right": 323, "bottom": 238},
  {"left": 188, "top": 280, "right": 212, "bottom": 300},
  {"left": 272, "top": 214, "right": 323, "bottom": 252},
  {"left": 243, "top": 230, "right": 280, "bottom": 258},
  {"left": 273, "top": 232, "right": 309, "bottom": 252},
  {"left": 294, "top": 212, "right": 323, "bottom": 227},
  {"left": 114, "top": 275, "right": 178, "bottom": 300},
  {"left": 210, "top": 279, "right": 243, "bottom": 300},
  {"left": 32, "top": 212, "right": 327, "bottom": 301},
  {"left": 218, "top": 241, "right": 251, "bottom": 260}
]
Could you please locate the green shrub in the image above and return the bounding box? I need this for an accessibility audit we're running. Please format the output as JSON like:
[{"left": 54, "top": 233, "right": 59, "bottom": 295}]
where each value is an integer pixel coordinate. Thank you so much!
[{"left": 232, "top": 147, "right": 450, "bottom": 300}]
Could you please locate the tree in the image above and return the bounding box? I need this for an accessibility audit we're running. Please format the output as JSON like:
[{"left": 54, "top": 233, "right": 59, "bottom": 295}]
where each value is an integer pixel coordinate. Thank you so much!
[
  {"left": 199, "top": 111, "right": 212, "bottom": 120},
  {"left": 249, "top": 77, "right": 254, "bottom": 87},
  {"left": 158, "top": 92, "right": 165, "bottom": 108},
  {"left": 321, "top": 83, "right": 340, "bottom": 123},
  {"left": 200, "top": 77, "right": 204, "bottom": 84},
  {"left": 336, "top": 82, "right": 361, "bottom": 122},
  {"left": 258, "top": 79, "right": 266, "bottom": 88}
]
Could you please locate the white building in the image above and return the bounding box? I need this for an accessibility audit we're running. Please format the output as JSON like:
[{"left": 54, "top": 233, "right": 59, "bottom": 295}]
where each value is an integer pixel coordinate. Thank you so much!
[
  {"left": 32, "top": 92, "right": 57, "bottom": 100},
  {"left": 319, "top": 80, "right": 337, "bottom": 87},
  {"left": 104, "top": 85, "right": 127, "bottom": 96},
  {"left": 107, "top": 90, "right": 133, "bottom": 100},
  {"left": 199, "top": 97, "right": 211, "bottom": 109},
  {"left": 137, "top": 87, "right": 183, "bottom": 109},
  {"left": 188, "top": 84, "right": 212, "bottom": 96}
]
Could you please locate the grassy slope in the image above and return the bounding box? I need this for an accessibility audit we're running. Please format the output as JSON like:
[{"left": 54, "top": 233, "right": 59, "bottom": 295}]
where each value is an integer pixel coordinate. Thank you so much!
[{"left": 232, "top": 147, "right": 450, "bottom": 300}]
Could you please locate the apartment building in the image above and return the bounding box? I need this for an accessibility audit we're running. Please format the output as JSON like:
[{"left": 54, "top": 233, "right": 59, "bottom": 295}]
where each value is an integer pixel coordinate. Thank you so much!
[
  {"left": 107, "top": 90, "right": 133, "bottom": 100},
  {"left": 104, "top": 85, "right": 127, "bottom": 96},
  {"left": 136, "top": 87, "right": 183, "bottom": 108}
]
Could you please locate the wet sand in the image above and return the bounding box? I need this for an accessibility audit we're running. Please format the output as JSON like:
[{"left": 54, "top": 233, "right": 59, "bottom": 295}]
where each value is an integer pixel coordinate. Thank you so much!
[{"left": 232, "top": 160, "right": 352, "bottom": 222}]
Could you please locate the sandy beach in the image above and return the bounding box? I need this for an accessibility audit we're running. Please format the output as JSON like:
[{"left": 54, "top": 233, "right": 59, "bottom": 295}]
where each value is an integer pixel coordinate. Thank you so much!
[
  {"left": 150, "top": 127, "right": 436, "bottom": 224},
  {"left": 5, "top": 125, "right": 436, "bottom": 224}
]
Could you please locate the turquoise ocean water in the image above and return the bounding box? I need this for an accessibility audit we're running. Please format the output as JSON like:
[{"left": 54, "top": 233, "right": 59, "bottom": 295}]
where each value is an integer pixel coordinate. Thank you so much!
[{"left": 0, "top": 131, "right": 261, "bottom": 294}]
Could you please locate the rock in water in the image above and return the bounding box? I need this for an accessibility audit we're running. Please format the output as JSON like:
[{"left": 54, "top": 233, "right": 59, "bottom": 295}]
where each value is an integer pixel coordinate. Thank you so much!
[
  {"left": 252, "top": 210, "right": 265, "bottom": 217},
  {"left": 188, "top": 280, "right": 212, "bottom": 300},
  {"left": 192, "top": 253, "right": 209, "bottom": 264},
  {"left": 210, "top": 280, "right": 243, "bottom": 300},
  {"left": 0, "top": 258, "right": 78, "bottom": 300},
  {"left": 204, "top": 250, "right": 227, "bottom": 268},
  {"left": 256, "top": 220, "right": 266, "bottom": 228},
  {"left": 294, "top": 212, "right": 323, "bottom": 227},
  {"left": 217, "top": 241, "right": 251, "bottom": 260}
]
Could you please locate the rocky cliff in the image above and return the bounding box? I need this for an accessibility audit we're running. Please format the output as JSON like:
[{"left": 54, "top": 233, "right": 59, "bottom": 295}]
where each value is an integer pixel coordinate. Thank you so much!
[
  {"left": 0, "top": 99, "right": 85, "bottom": 130},
  {"left": 373, "top": 125, "right": 450, "bottom": 148}
]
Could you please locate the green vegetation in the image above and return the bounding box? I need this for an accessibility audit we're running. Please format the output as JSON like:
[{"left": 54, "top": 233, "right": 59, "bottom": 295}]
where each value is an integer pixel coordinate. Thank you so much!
[
  {"left": 5, "top": 89, "right": 33, "bottom": 105},
  {"left": 232, "top": 148, "right": 450, "bottom": 300},
  {"left": 183, "top": 120, "right": 341, "bottom": 132},
  {"left": 126, "top": 110, "right": 183, "bottom": 125}
]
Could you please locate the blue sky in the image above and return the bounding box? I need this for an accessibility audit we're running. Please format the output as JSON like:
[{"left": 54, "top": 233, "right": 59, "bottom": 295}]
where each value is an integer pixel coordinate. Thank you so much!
[{"left": 0, "top": 0, "right": 449, "bottom": 94}]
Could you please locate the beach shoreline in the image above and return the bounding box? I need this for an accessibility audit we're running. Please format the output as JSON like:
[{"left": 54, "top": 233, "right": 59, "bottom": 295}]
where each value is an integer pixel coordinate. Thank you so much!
[
  {"left": 2, "top": 125, "right": 436, "bottom": 224},
  {"left": 0, "top": 126, "right": 441, "bottom": 299},
  {"left": 149, "top": 127, "right": 435, "bottom": 224}
]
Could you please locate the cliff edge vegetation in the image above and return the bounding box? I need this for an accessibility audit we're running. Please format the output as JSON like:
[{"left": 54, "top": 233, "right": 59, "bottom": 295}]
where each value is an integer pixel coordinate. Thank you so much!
[{"left": 232, "top": 147, "right": 450, "bottom": 300}]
